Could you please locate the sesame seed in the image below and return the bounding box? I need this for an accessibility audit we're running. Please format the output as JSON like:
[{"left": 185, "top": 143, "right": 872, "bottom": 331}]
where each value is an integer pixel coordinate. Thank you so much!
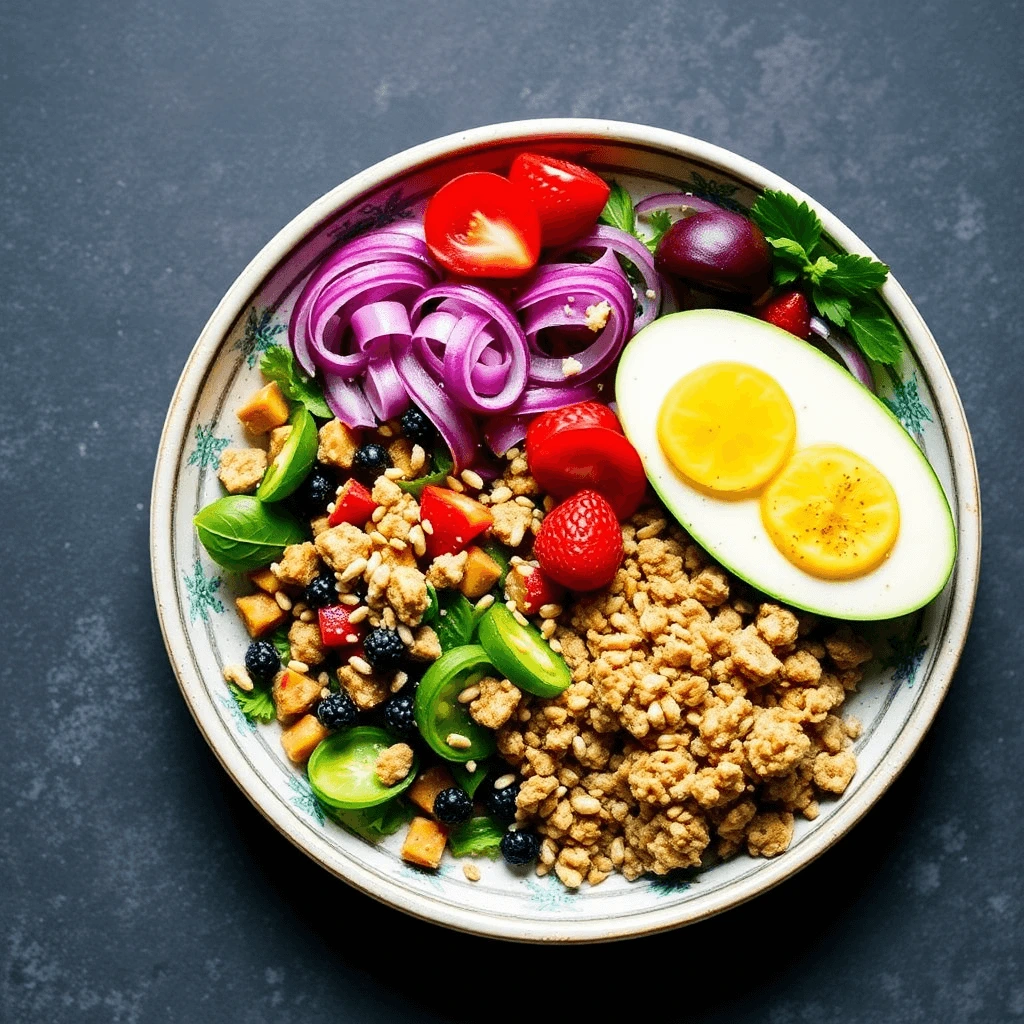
[
  {"left": 398, "top": 624, "right": 414, "bottom": 646},
  {"left": 515, "top": 563, "right": 534, "bottom": 577},
  {"left": 326, "top": 502, "right": 336, "bottom": 514},
  {"left": 409, "top": 523, "right": 426, "bottom": 557},
  {"left": 457, "top": 685, "right": 480, "bottom": 704},
  {"left": 299, "top": 610, "right": 315, "bottom": 623},
  {"left": 320, "top": 686, "right": 331, "bottom": 699},
  {"left": 274, "top": 591, "right": 292, "bottom": 611},
  {"left": 318, "top": 671, "right": 331, "bottom": 686},
  {"left": 339, "top": 557, "right": 367, "bottom": 583},
  {"left": 466, "top": 760, "right": 477, "bottom": 774},
  {"left": 420, "top": 518, "right": 434, "bottom": 535},
  {"left": 410, "top": 444, "right": 426, "bottom": 473},
  {"left": 539, "top": 603, "right": 562, "bottom": 619},
  {"left": 365, "top": 551, "right": 382, "bottom": 574},
  {"left": 505, "top": 599, "right": 518, "bottom": 612},
  {"left": 369, "top": 530, "right": 388, "bottom": 545},
  {"left": 512, "top": 610, "right": 529, "bottom": 628},
  {"left": 345, "top": 634, "right": 359, "bottom": 643},
  {"left": 269, "top": 562, "right": 281, "bottom": 575},
  {"left": 389, "top": 537, "right": 407, "bottom": 551},
  {"left": 222, "top": 663, "right": 253, "bottom": 692},
  {"left": 460, "top": 469, "right": 484, "bottom": 490},
  {"left": 549, "top": 638, "right": 563, "bottom": 653},
  {"left": 347, "top": 605, "right": 369, "bottom": 624},
  {"left": 378, "top": 424, "right": 394, "bottom": 438},
  {"left": 288, "top": 659, "right": 309, "bottom": 674},
  {"left": 474, "top": 594, "right": 495, "bottom": 611},
  {"left": 391, "top": 670, "right": 408, "bottom": 692},
  {"left": 508, "top": 524, "right": 526, "bottom": 548},
  {"left": 446, "top": 733, "right": 472, "bottom": 750},
  {"left": 340, "top": 594, "right": 360, "bottom": 606},
  {"left": 462, "top": 864, "right": 481, "bottom": 882},
  {"left": 540, "top": 618, "right": 556, "bottom": 639},
  {"left": 371, "top": 505, "right": 386, "bottom": 523},
  {"left": 444, "top": 474, "right": 465, "bottom": 492},
  {"left": 384, "top": 467, "right": 403, "bottom": 480},
  {"left": 348, "top": 655, "right": 373, "bottom": 675},
  {"left": 514, "top": 496, "right": 534, "bottom": 508},
  {"left": 494, "top": 773, "right": 516, "bottom": 790},
  {"left": 490, "top": 485, "right": 513, "bottom": 504}
]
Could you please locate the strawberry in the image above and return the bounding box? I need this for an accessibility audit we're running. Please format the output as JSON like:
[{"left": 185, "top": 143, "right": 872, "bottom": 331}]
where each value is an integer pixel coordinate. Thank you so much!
[
  {"left": 533, "top": 490, "right": 623, "bottom": 591},
  {"left": 758, "top": 290, "right": 812, "bottom": 339}
]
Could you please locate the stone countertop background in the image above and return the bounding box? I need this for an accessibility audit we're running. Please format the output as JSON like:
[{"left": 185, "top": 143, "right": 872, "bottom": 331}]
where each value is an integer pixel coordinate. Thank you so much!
[{"left": 1, "top": 0, "right": 1020, "bottom": 1020}]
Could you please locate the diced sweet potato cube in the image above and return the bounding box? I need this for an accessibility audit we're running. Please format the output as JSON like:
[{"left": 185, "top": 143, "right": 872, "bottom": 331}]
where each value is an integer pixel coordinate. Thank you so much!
[
  {"left": 236, "top": 382, "right": 290, "bottom": 434},
  {"left": 235, "top": 592, "right": 288, "bottom": 637},
  {"left": 248, "top": 567, "right": 281, "bottom": 595},
  {"left": 407, "top": 764, "right": 457, "bottom": 816},
  {"left": 459, "top": 545, "right": 503, "bottom": 600},
  {"left": 401, "top": 816, "right": 449, "bottom": 869},
  {"left": 280, "top": 714, "right": 329, "bottom": 763},
  {"left": 272, "top": 668, "right": 322, "bottom": 722}
]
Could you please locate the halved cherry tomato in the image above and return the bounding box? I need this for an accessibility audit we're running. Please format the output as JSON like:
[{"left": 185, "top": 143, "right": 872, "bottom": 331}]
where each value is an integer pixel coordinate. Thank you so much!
[
  {"left": 504, "top": 563, "right": 564, "bottom": 616},
  {"left": 423, "top": 172, "right": 541, "bottom": 278},
  {"left": 527, "top": 424, "right": 647, "bottom": 521},
  {"left": 509, "top": 153, "right": 611, "bottom": 247},
  {"left": 419, "top": 484, "right": 494, "bottom": 559},
  {"left": 525, "top": 400, "right": 623, "bottom": 461}
]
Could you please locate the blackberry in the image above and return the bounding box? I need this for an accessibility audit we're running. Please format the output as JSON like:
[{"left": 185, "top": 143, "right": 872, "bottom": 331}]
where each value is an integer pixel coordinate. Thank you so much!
[
  {"left": 298, "top": 462, "right": 334, "bottom": 513},
  {"left": 304, "top": 573, "right": 336, "bottom": 609},
  {"left": 244, "top": 640, "right": 280, "bottom": 683},
  {"left": 485, "top": 779, "right": 521, "bottom": 824},
  {"left": 400, "top": 406, "right": 436, "bottom": 447},
  {"left": 352, "top": 443, "right": 392, "bottom": 483},
  {"left": 317, "top": 691, "right": 358, "bottom": 731},
  {"left": 363, "top": 628, "right": 405, "bottom": 673},
  {"left": 433, "top": 787, "right": 474, "bottom": 826},
  {"left": 500, "top": 829, "right": 540, "bottom": 866},
  {"left": 382, "top": 693, "right": 416, "bottom": 737}
]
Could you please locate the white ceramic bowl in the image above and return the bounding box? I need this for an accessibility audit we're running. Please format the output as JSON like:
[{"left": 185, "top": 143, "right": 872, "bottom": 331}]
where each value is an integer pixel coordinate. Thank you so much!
[{"left": 150, "top": 119, "right": 981, "bottom": 943}]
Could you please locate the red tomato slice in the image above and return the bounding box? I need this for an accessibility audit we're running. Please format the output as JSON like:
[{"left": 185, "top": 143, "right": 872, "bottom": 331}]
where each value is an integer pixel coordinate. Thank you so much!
[
  {"left": 508, "top": 153, "right": 611, "bottom": 247},
  {"left": 423, "top": 172, "right": 541, "bottom": 278},
  {"left": 419, "top": 485, "right": 494, "bottom": 558},
  {"left": 528, "top": 425, "right": 647, "bottom": 521},
  {"left": 525, "top": 401, "right": 623, "bottom": 462}
]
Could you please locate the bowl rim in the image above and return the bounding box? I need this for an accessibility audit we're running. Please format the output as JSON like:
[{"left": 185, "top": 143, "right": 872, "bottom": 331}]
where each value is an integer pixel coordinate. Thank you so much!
[{"left": 150, "top": 117, "right": 982, "bottom": 943}]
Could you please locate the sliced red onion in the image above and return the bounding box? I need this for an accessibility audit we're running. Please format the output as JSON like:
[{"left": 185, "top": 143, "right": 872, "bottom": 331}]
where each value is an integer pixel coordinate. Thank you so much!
[
  {"left": 515, "top": 253, "right": 633, "bottom": 385},
  {"left": 549, "top": 225, "right": 661, "bottom": 331},
  {"left": 809, "top": 316, "right": 876, "bottom": 392},
  {"left": 483, "top": 415, "right": 530, "bottom": 455},
  {"left": 323, "top": 373, "right": 375, "bottom": 429},
  {"left": 482, "top": 380, "right": 602, "bottom": 455},
  {"left": 410, "top": 284, "right": 529, "bottom": 415},
  {"left": 635, "top": 192, "right": 724, "bottom": 217}
]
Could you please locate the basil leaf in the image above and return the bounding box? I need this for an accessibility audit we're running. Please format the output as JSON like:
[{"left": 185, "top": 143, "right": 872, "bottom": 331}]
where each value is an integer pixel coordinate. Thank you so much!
[
  {"left": 448, "top": 816, "right": 504, "bottom": 858},
  {"left": 194, "top": 495, "right": 306, "bottom": 572},
  {"left": 259, "top": 346, "right": 331, "bottom": 419},
  {"left": 451, "top": 761, "right": 492, "bottom": 798},
  {"left": 398, "top": 448, "right": 454, "bottom": 499},
  {"left": 598, "top": 182, "right": 635, "bottom": 236},
  {"left": 434, "top": 589, "right": 476, "bottom": 652}
]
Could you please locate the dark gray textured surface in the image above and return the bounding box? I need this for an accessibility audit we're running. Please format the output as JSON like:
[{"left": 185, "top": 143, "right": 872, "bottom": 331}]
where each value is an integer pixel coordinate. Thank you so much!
[{"left": 1, "top": 0, "right": 1020, "bottom": 1020}]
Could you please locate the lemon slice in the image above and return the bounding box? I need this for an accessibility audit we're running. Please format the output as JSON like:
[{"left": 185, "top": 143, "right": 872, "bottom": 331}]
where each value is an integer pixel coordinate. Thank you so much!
[
  {"left": 657, "top": 361, "right": 796, "bottom": 496},
  {"left": 760, "top": 444, "right": 900, "bottom": 580}
]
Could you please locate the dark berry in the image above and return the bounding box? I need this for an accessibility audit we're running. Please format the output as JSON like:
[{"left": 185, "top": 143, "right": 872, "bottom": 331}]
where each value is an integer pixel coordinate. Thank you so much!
[
  {"left": 363, "top": 627, "right": 405, "bottom": 673},
  {"left": 317, "top": 691, "right": 358, "bottom": 731},
  {"left": 485, "top": 780, "right": 521, "bottom": 824},
  {"left": 433, "top": 787, "right": 474, "bottom": 826},
  {"left": 500, "top": 829, "right": 540, "bottom": 866},
  {"left": 304, "top": 574, "right": 336, "bottom": 609},
  {"left": 298, "top": 462, "right": 334, "bottom": 513},
  {"left": 244, "top": 640, "right": 280, "bottom": 683},
  {"left": 352, "top": 443, "right": 392, "bottom": 482},
  {"left": 382, "top": 693, "right": 416, "bottom": 736},
  {"left": 400, "top": 406, "right": 436, "bottom": 447}
]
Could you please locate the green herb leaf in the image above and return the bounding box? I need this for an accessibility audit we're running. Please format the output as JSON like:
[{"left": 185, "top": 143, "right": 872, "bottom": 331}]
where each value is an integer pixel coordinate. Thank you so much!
[
  {"left": 598, "top": 182, "right": 635, "bottom": 236},
  {"left": 643, "top": 209, "right": 673, "bottom": 253},
  {"left": 451, "top": 761, "right": 492, "bottom": 798},
  {"left": 194, "top": 495, "right": 307, "bottom": 572},
  {"left": 806, "top": 255, "right": 838, "bottom": 284},
  {"left": 228, "top": 683, "right": 275, "bottom": 723},
  {"left": 270, "top": 627, "right": 292, "bottom": 664},
  {"left": 448, "top": 815, "right": 504, "bottom": 859},
  {"left": 259, "top": 346, "right": 332, "bottom": 419},
  {"left": 326, "top": 799, "right": 413, "bottom": 841},
  {"left": 750, "top": 189, "right": 822, "bottom": 254},
  {"left": 847, "top": 312, "right": 903, "bottom": 365},
  {"left": 423, "top": 582, "right": 440, "bottom": 627},
  {"left": 434, "top": 590, "right": 477, "bottom": 652},
  {"left": 766, "top": 236, "right": 809, "bottom": 262},
  {"left": 819, "top": 252, "right": 890, "bottom": 297},
  {"left": 773, "top": 264, "right": 801, "bottom": 286},
  {"left": 812, "top": 288, "right": 852, "bottom": 327},
  {"left": 398, "top": 448, "right": 454, "bottom": 500}
]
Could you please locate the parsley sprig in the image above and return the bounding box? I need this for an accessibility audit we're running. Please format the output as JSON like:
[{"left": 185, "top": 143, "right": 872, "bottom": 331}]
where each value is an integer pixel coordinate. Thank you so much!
[
  {"left": 260, "top": 346, "right": 332, "bottom": 419},
  {"left": 750, "top": 190, "right": 902, "bottom": 365},
  {"left": 229, "top": 682, "right": 275, "bottom": 723},
  {"left": 598, "top": 182, "right": 671, "bottom": 254}
]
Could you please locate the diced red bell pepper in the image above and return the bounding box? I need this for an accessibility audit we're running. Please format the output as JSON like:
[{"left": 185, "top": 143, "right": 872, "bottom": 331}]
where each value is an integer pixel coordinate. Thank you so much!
[
  {"left": 419, "top": 485, "right": 494, "bottom": 559},
  {"left": 504, "top": 563, "right": 565, "bottom": 615},
  {"left": 328, "top": 478, "right": 379, "bottom": 528},
  {"left": 318, "top": 604, "right": 367, "bottom": 648}
]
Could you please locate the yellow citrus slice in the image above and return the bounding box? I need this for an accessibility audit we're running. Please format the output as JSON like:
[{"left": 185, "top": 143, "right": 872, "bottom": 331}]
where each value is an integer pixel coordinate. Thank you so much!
[
  {"left": 760, "top": 444, "right": 900, "bottom": 580},
  {"left": 657, "top": 361, "right": 796, "bottom": 496}
]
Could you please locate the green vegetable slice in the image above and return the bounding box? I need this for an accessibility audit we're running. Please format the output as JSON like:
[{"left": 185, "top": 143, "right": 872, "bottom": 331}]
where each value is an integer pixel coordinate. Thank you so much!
[
  {"left": 478, "top": 540, "right": 511, "bottom": 588},
  {"left": 307, "top": 726, "right": 417, "bottom": 810},
  {"left": 413, "top": 646, "right": 497, "bottom": 763},
  {"left": 194, "top": 495, "right": 306, "bottom": 572},
  {"left": 476, "top": 604, "right": 571, "bottom": 698},
  {"left": 451, "top": 760, "right": 492, "bottom": 798},
  {"left": 398, "top": 448, "right": 453, "bottom": 499},
  {"left": 256, "top": 406, "right": 318, "bottom": 503},
  {"left": 324, "top": 799, "right": 413, "bottom": 841},
  {"left": 434, "top": 590, "right": 477, "bottom": 652},
  {"left": 448, "top": 816, "right": 504, "bottom": 859}
]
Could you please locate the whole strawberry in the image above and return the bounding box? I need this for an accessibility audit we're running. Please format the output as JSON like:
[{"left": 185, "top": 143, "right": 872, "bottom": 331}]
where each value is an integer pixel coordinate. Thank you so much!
[
  {"left": 534, "top": 490, "right": 623, "bottom": 591},
  {"left": 758, "top": 289, "right": 812, "bottom": 339}
]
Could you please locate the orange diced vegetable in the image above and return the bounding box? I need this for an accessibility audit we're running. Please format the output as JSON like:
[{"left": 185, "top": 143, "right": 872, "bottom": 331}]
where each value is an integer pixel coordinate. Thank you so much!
[
  {"left": 401, "top": 816, "right": 449, "bottom": 869},
  {"left": 235, "top": 592, "right": 288, "bottom": 637},
  {"left": 237, "top": 382, "right": 290, "bottom": 434},
  {"left": 407, "top": 764, "right": 457, "bottom": 816},
  {"left": 280, "top": 715, "right": 329, "bottom": 763}
]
